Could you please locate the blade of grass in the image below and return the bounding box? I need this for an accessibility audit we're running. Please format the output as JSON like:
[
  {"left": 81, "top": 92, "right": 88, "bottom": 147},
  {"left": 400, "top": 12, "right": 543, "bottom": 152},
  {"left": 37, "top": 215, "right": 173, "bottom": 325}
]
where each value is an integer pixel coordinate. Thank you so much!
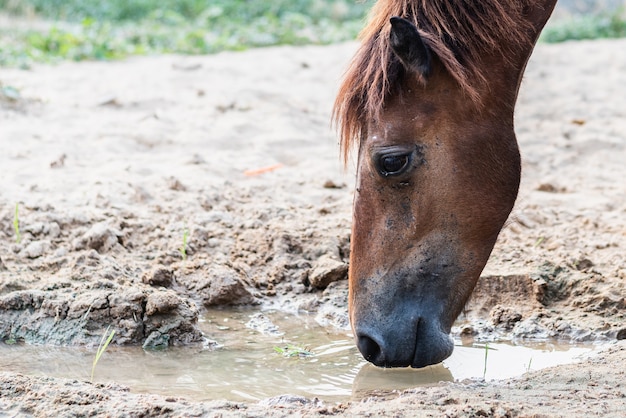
[
  {"left": 13, "top": 203, "right": 21, "bottom": 244},
  {"left": 481, "top": 343, "right": 498, "bottom": 379},
  {"left": 483, "top": 342, "right": 489, "bottom": 379},
  {"left": 179, "top": 227, "right": 189, "bottom": 260},
  {"left": 91, "top": 326, "right": 115, "bottom": 382}
]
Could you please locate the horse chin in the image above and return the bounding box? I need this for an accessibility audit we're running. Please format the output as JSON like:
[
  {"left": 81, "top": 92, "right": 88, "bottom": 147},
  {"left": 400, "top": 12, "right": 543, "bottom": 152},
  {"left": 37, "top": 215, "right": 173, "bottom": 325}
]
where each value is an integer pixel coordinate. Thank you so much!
[{"left": 409, "top": 326, "right": 454, "bottom": 369}]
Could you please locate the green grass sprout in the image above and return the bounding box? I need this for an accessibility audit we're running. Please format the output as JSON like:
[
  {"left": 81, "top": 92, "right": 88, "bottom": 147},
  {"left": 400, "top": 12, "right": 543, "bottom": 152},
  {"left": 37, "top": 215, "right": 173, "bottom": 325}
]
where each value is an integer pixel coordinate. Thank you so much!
[
  {"left": 91, "top": 326, "right": 115, "bottom": 382},
  {"left": 179, "top": 227, "right": 189, "bottom": 260},
  {"left": 483, "top": 343, "right": 489, "bottom": 379},
  {"left": 4, "top": 328, "right": 17, "bottom": 345},
  {"left": 274, "top": 344, "right": 314, "bottom": 358},
  {"left": 480, "top": 343, "right": 498, "bottom": 379},
  {"left": 13, "top": 203, "right": 21, "bottom": 244}
]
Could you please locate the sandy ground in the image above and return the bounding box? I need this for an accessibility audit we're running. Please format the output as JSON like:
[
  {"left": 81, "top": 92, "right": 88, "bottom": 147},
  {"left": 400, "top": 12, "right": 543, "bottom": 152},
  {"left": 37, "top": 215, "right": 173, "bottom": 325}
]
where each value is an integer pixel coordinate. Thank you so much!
[{"left": 1, "top": 36, "right": 625, "bottom": 416}]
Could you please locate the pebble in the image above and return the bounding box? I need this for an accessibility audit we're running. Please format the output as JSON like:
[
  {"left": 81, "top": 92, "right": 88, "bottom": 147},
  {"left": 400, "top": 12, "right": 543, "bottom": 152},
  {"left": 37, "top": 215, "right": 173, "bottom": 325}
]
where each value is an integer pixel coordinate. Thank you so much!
[{"left": 23, "top": 240, "right": 49, "bottom": 259}]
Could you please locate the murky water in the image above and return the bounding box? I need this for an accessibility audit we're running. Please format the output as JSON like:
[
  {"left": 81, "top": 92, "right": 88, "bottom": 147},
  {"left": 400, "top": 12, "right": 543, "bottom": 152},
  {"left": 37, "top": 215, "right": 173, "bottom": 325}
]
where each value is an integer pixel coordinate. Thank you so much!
[{"left": 0, "top": 309, "right": 596, "bottom": 402}]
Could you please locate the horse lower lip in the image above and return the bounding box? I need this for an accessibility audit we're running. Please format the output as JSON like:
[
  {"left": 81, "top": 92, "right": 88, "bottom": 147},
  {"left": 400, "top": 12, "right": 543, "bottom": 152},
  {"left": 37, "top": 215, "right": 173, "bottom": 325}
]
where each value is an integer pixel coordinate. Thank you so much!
[
  {"left": 409, "top": 318, "right": 455, "bottom": 368},
  {"left": 410, "top": 355, "right": 434, "bottom": 369}
]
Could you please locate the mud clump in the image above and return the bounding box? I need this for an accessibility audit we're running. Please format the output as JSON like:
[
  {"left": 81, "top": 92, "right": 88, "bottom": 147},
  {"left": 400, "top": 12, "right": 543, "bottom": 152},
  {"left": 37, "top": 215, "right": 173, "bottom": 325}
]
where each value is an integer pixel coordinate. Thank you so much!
[
  {"left": 307, "top": 255, "right": 348, "bottom": 289},
  {"left": 141, "top": 266, "right": 174, "bottom": 287},
  {"left": 72, "top": 222, "right": 123, "bottom": 253},
  {"left": 179, "top": 266, "right": 256, "bottom": 307},
  {"left": 22, "top": 240, "right": 50, "bottom": 259},
  {"left": 145, "top": 290, "right": 182, "bottom": 315},
  {"left": 489, "top": 305, "right": 523, "bottom": 330}
]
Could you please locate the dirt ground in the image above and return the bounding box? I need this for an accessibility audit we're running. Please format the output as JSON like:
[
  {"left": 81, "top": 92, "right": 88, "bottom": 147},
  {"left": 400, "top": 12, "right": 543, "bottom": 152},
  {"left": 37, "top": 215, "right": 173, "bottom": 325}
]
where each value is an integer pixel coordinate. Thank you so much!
[{"left": 1, "top": 35, "right": 625, "bottom": 416}]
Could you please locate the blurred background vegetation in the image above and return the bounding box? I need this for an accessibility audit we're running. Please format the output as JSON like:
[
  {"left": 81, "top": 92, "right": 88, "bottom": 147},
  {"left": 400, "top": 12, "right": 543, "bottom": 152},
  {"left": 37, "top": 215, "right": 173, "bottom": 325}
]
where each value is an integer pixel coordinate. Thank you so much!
[
  {"left": 0, "top": 0, "right": 370, "bottom": 67},
  {"left": 0, "top": 0, "right": 624, "bottom": 67}
]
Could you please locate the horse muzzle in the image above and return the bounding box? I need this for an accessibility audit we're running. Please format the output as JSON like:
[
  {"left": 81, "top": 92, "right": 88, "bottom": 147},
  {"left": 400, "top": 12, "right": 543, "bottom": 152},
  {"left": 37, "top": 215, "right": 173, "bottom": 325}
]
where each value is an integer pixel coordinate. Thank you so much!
[
  {"left": 354, "top": 313, "right": 454, "bottom": 368},
  {"left": 349, "top": 263, "right": 460, "bottom": 368}
]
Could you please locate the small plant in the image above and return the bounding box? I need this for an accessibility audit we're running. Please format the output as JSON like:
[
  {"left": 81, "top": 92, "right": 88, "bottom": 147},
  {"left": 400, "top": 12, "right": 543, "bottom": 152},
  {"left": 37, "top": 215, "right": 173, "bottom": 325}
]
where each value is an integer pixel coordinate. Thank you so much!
[
  {"left": 13, "top": 203, "right": 21, "bottom": 244},
  {"left": 483, "top": 343, "right": 489, "bottom": 379},
  {"left": 91, "top": 326, "right": 115, "bottom": 382},
  {"left": 274, "top": 344, "right": 314, "bottom": 358},
  {"left": 4, "top": 330, "right": 17, "bottom": 345},
  {"left": 526, "top": 357, "right": 533, "bottom": 373},
  {"left": 480, "top": 343, "right": 498, "bottom": 379},
  {"left": 179, "top": 227, "right": 189, "bottom": 260}
]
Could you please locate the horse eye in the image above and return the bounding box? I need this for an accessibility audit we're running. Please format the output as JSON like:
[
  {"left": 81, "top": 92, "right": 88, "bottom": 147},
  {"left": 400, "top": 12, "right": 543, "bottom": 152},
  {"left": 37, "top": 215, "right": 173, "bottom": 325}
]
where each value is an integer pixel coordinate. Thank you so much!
[{"left": 379, "top": 154, "right": 410, "bottom": 176}]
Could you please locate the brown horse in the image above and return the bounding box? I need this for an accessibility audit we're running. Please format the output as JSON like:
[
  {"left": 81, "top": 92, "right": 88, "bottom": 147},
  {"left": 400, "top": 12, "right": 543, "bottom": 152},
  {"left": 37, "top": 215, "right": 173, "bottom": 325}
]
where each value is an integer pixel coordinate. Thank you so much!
[{"left": 333, "top": 0, "right": 557, "bottom": 368}]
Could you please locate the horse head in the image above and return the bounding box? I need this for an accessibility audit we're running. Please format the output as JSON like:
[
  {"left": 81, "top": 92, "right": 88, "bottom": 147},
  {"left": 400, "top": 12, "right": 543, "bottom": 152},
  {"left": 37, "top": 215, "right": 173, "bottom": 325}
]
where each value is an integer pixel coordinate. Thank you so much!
[{"left": 335, "top": 0, "right": 557, "bottom": 368}]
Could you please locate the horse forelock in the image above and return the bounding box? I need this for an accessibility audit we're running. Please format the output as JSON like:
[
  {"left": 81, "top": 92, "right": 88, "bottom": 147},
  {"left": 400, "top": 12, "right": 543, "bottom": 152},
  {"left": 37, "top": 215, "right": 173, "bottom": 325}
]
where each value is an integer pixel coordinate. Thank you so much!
[{"left": 332, "top": 0, "right": 534, "bottom": 163}]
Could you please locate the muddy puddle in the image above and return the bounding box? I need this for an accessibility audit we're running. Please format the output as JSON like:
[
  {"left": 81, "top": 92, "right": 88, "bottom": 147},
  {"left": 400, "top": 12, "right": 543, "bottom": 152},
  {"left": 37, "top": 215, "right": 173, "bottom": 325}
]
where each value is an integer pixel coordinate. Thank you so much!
[{"left": 0, "top": 309, "right": 597, "bottom": 402}]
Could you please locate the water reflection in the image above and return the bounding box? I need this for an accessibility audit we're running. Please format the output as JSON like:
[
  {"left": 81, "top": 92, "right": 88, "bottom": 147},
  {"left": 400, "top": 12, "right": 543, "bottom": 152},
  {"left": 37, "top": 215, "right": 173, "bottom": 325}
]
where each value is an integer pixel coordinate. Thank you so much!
[{"left": 353, "top": 363, "right": 454, "bottom": 399}]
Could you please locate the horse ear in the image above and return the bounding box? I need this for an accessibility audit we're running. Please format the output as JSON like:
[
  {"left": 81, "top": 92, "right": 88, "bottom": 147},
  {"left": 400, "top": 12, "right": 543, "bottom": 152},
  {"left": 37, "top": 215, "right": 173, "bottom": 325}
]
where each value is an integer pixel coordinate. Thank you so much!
[{"left": 389, "top": 17, "right": 432, "bottom": 78}]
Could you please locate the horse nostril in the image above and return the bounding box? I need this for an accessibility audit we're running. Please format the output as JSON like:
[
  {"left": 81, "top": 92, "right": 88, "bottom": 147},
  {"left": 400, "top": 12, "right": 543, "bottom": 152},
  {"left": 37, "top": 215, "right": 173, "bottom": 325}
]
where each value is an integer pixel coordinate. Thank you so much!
[{"left": 356, "top": 334, "right": 383, "bottom": 363}]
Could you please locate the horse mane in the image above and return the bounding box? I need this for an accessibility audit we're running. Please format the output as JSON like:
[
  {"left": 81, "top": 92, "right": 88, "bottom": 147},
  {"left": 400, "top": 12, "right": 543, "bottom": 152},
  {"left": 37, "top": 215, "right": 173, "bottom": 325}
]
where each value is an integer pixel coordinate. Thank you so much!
[{"left": 333, "top": 0, "right": 534, "bottom": 162}]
